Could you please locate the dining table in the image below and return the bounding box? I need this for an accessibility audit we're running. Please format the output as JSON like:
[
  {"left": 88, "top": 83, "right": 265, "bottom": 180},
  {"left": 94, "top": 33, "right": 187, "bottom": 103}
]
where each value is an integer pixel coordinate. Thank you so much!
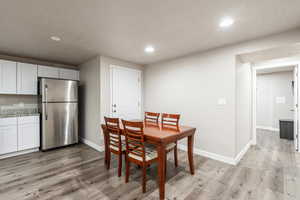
[{"left": 101, "top": 121, "right": 196, "bottom": 200}]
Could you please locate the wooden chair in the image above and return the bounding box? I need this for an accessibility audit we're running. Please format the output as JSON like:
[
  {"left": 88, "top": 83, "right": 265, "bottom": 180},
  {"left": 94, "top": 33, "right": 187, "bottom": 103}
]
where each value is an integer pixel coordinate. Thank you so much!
[
  {"left": 122, "top": 120, "right": 158, "bottom": 193},
  {"left": 144, "top": 111, "right": 160, "bottom": 123},
  {"left": 161, "top": 113, "right": 180, "bottom": 168},
  {"left": 104, "top": 116, "right": 126, "bottom": 177}
]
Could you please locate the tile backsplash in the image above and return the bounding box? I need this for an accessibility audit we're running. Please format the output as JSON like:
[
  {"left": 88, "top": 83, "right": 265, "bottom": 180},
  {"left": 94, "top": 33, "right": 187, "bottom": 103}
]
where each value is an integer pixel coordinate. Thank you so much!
[
  {"left": 0, "top": 95, "right": 38, "bottom": 115},
  {"left": 0, "top": 104, "right": 38, "bottom": 115},
  {"left": 0, "top": 95, "right": 37, "bottom": 106}
]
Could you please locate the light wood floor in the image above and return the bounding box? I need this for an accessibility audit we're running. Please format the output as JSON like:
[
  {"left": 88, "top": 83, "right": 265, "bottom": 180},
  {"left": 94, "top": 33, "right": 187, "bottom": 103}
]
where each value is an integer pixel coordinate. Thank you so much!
[{"left": 0, "top": 129, "right": 299, "bottom": 200}]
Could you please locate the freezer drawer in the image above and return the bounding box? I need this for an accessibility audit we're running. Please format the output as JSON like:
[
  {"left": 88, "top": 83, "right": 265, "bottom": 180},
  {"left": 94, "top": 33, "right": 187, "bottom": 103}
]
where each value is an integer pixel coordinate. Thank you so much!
[
  {"left": 40, "top": 78, "right": 78, "bottom": 102},
  {"left": 41, "top": 102, "right": 78, "bottom": 150}
]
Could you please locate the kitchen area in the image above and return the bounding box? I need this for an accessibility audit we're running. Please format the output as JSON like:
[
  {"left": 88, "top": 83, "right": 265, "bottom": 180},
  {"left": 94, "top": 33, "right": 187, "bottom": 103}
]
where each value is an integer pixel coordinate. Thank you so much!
[{"left": 0, "top": 59, "right": 79, "bottom": 159}]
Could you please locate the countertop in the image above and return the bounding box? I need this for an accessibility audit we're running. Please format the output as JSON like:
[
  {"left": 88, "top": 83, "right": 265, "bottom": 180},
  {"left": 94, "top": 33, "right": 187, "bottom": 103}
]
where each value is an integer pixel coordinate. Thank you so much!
[
  {"left": 0, "top": 113, "right": 40, "bottom": 118},
  {"left": 0, "top": 105, "right": 39, "bottom": 119}
]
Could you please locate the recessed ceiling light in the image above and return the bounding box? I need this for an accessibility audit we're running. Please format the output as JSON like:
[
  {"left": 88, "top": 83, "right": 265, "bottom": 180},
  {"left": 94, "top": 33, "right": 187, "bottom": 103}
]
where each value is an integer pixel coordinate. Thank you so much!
[
  {"left": 219, "top": 17, "right": 234, "bottom": 28},
  {"left": 144, "top": 45, "right": 155, "bottom": 53},
  {"left": 50, "top": 36, "right": 61, "bottom": 41}
]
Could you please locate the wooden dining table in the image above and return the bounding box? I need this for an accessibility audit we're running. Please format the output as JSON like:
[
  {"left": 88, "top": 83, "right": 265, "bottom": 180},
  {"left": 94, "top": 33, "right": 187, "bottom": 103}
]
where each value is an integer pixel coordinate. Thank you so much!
[{"left": 101, "top": 121, "right": 196, "bottom": 200}]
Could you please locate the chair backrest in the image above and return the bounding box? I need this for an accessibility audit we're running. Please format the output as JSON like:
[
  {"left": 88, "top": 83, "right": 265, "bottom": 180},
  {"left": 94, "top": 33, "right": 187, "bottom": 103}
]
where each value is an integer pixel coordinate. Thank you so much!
[
  {"left": 161, "top": 113, "right": 180, "bottom": 127},
  {"left": 144, "top": 121, "right": 160, "bottom": 128},
  {"left": 104, "top": 117, "right": 122, "bottom": 151},
  {"left": 122, "top": 120, "right": 145, "bottom": 162},
  {"left": 144, "top": 112, "right": 160, "bottom": 123}
]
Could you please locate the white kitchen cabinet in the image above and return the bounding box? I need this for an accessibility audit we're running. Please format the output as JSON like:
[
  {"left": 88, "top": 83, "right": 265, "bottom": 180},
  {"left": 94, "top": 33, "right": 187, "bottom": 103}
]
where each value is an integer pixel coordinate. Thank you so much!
[
  {"left": 59, "top": 68, "right": 80, "bottom": 81},
  {"left": 0, "top": 118, "right": 18, "bottom": 155},
  {"left": 17, "top": 62, "right": 38, "bottom": 95},
  {"left": 38, "top": 65, "right": 79, "bottom": 81},
  {"left": 75, "top": 70, "right": 80, "bottom": 81},
  {"left": 17, "top": 116, "right": 40, "bottom": 151},
  {"left": 38, "top": 65, "right": 59, "bottom": 78},
  {"left": 0, "top": 60, "right": 17, "bottom": 94},
  {"left": 0, "top": 117, "right": 18, "bottom": 126}
]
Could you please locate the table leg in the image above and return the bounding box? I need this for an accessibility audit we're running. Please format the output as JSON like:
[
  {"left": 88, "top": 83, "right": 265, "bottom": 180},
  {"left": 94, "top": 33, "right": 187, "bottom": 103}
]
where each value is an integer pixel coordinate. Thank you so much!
[
  {"left": 103, "top": 128, "right": 109, "bottom": 166},
  {"left": 188, "top": 134, "right": 195, "bottom": 175},
  {"left": 157, "top": 144, "right": 166, "bottom": 200}
]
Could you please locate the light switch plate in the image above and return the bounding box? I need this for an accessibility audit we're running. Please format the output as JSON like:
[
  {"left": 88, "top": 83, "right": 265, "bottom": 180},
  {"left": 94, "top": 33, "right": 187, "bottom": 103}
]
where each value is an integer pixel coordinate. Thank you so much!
[
  {"left": 218, "top": 98, "right": 227, "bottom": 105},
  {"left": 276, "top": 96, "right": 286, "bottom": 104}
]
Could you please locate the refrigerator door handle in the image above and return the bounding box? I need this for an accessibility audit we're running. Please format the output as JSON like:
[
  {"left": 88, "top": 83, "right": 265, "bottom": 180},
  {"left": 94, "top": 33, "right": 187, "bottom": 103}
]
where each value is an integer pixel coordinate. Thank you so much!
[{"left": 45, "top": 84, "right": 48, "bottom": 120}]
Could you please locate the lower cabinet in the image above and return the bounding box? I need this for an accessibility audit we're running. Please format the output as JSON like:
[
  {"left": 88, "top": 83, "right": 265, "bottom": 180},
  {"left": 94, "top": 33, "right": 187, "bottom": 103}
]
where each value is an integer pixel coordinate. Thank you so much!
[
  {"left": 0, "top": 125, "right": 18, "bottom": 155},
  {"left": 18, "top": 116, "right": 40, "bottom": 151},
  {"left": 0, "top": 116, "right": 40, "bottom": 156}
]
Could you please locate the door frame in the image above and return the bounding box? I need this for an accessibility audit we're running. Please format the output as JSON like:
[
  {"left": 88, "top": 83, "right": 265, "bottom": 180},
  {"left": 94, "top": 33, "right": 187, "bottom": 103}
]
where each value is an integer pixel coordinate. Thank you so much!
[
  {"left": 109, "top": 64, "right": 142, "bottom": 119},
  {"left": 252, "top": 62, "right": 299, "bottom": 151},
  {"left": 293, "top": 66, "right": 299, "bottom": 150}
]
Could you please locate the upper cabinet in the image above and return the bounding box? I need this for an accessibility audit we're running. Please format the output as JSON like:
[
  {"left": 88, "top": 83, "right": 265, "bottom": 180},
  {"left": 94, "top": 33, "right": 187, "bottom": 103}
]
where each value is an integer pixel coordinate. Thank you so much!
[
  {"left": 38, "top": 65, "right": 59, "bottom": 78},
  {"left": 0, "top": 59, "right": 79, "bottom": 95},
  {"left": 38, "top": 65, "right": 79, "bottom": 81},
  {"left": 17, "top": 63, "right": 38, "bottom": 95},
  {"left": 59, "top": 68, "right": 79, "bottom": 80},
  {"left": 0, "top": 60, "right": 17, "bottom": 94}
]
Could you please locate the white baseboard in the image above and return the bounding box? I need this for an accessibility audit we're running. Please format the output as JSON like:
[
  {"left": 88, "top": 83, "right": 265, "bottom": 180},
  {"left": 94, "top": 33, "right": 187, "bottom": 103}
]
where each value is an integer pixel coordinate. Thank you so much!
[
  {"left": 0, "top": 148, "right": 39, "bottom": 160},
  {"left": 177, "top": 140, "right": 252, "bottom": 166},
  {"left": 177, "top": 144, "right": 236, "bottom": 165},
  {"left": 256, "top": 126, "right": 279, "bottom": 132},
  {"left": 80, "top": 137, "right": 104, "bottom": 152},
  {"left": 234, "top": 141, "right": 252, "bottom": 165}
]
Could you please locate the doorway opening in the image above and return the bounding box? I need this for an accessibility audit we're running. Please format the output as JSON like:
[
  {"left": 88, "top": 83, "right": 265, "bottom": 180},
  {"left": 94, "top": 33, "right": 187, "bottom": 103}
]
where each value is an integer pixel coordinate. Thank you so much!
[{"left": 253, "top": 63, "right": 299, "bottom": 152}]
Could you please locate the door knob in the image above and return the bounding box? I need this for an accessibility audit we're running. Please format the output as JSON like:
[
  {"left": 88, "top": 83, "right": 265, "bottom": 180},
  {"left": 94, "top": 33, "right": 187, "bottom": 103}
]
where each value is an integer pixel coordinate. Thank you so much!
[
  {"left": 112, "top": 104, "right": 117, "bottom": 108},
  {"left": 113, "top": 110, "right": 116, "bottom": 113}
]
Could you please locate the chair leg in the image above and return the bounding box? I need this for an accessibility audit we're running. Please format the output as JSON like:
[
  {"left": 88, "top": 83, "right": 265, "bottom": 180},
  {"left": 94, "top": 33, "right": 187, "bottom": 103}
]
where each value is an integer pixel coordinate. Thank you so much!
[
  {"left": 174, "top": 145, "right": 178, "bottom": 167},
  {"left": 165, "top": 155, "right": 167, "bottom": 176},
  {"left": 107, "top": 150, "right": 111, "bottom": 170},
  {"left": 142, "top": 164, "right": 147, "bottom": 193},
  {"left": 125, "top": 156, "right": 130, "bottom": 183},
  {"left": 118, "top": 153, "right": 122, "bottom": 177},
  {"left": 124, "top": 152, "right": 127, "bottom": 162}
]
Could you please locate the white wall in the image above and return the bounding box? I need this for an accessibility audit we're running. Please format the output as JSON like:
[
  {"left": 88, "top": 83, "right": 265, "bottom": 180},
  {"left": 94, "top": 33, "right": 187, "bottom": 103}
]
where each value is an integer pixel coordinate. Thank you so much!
[
  {"left": 144, "top": 50, "right": 237, "bottom": 158},
  {"left": 144, "top": 28, "right": 300, "bottom": 162},
  {"left": 256, "top": 71, "right": 294, "bottom": 129},
  {"left": 235, "top": 59, "right": 252, "bottom": 155},
  {"left": 79, "top": 56, "right": 102, "bottom": 146}
]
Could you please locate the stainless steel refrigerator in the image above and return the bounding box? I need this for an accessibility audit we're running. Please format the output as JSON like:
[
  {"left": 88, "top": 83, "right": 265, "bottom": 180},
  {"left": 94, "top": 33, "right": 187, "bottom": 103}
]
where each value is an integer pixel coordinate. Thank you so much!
[{"left": 39, "top": 78, "right": 78, "bottom": 151}]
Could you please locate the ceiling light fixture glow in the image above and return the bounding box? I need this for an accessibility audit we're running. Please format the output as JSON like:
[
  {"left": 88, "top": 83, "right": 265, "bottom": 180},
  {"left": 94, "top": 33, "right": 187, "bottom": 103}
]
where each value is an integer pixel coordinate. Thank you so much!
[
  {"left": 144, "top": 45, "right": 155, "bottom": 53},
  {"left": 219, "top": 17, "right": 234, "bottom": 28},
  {"left": 50, "top": 36, "right": 61, "bottom": 41}
]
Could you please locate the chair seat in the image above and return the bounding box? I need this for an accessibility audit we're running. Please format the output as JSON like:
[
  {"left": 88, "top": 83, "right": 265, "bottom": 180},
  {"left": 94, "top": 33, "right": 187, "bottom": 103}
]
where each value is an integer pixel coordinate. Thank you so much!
[
  {"left": 128, "top": 147, "right": 158, "bottom": 161},
  {"left": 110, "top": 141, "right": 126, "bottom": 151},
  {"left": 166, "top": 143, "right": 176, "bottom": 151},
  {"left": 145, "top": 143, "right": 156, "bottom": 149}
]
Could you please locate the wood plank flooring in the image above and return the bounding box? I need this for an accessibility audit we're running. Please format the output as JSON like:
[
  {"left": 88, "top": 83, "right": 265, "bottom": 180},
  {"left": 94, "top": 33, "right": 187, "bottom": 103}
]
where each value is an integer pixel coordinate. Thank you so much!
[{"left": 0, "top": 129, "right": 299, "bottom": 200}]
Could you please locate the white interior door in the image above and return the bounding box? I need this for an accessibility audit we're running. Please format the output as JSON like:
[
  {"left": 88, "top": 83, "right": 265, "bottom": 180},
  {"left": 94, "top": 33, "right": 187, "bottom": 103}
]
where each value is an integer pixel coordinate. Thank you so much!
[
  {"left": 110, "top": 65, "right": 142, "bottom": 120},
  {"left": 295, "top": 65, "right": 299, "bottom": 151}
]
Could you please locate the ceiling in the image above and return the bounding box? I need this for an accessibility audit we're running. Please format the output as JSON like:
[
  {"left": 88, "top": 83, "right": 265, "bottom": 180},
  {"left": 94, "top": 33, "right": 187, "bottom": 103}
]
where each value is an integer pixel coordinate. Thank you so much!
[{"left": 1, "top": 0, "right": 300, "bottom": 66}]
